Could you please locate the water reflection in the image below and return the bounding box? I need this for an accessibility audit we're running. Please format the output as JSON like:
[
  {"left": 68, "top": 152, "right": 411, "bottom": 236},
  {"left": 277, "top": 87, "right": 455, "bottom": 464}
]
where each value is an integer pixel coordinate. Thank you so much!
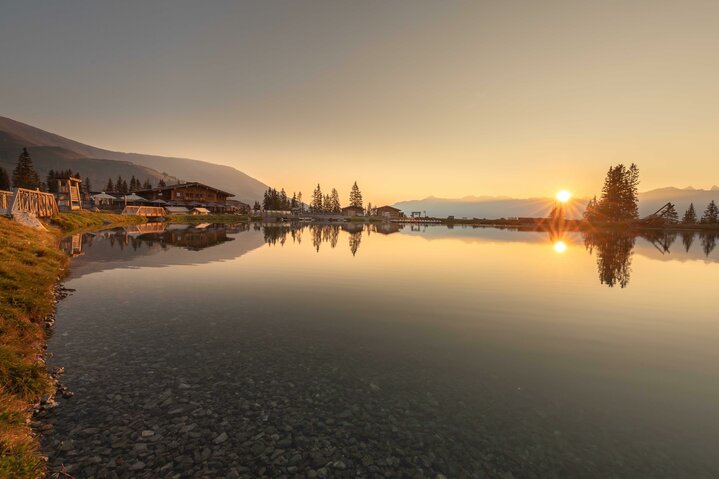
[{"left": 583, "top": 231, "right": 635, "bottom": 288}]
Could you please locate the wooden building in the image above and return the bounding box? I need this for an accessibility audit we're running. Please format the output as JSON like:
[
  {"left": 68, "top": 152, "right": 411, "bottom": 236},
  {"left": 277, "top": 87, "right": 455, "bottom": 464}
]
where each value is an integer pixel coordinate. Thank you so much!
[
  {"left": 56, "top": 177, "right": 82, "bottom": 211},
  {"left": 135, "top": 182, "right": 233, "bottom": 210},
  {"left": 375, "top": 205, "right": 403, "bottom": 219},
  {"left": 342, "top": 206, "right": 364, "bottom": 217}
]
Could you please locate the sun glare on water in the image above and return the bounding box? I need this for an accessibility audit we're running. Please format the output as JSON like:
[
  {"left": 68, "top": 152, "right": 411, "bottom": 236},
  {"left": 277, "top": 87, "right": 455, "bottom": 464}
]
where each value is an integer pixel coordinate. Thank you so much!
[{"left": 556, "top": 190, "right": 571, "bottom": 203}]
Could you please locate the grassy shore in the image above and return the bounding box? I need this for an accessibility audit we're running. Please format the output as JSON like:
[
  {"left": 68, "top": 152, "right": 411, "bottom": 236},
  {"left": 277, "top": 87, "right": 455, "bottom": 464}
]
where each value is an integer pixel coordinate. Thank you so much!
[{"left": 0, "top": 211, "right": 148, "bottom": 479}]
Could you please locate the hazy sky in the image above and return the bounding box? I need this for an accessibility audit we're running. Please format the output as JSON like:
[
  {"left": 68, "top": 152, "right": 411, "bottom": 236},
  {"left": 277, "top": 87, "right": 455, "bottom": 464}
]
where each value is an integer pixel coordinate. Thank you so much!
[{"left": 2, "top": 0, "right": 718, "bottom": 203}]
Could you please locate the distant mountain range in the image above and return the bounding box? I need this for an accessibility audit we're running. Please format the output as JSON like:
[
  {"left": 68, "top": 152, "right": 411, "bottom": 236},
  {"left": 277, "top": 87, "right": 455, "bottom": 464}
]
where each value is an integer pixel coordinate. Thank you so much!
[
  {"left": 394, "top": 187, "right": 719, "bottom": 219},
  {"left": 0, "top": 116, "right": 268, "bottom": 204}
]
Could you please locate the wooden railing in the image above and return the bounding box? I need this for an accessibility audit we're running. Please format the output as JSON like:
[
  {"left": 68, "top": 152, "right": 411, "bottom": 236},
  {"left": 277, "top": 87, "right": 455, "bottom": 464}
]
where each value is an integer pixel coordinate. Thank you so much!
[
  {"left": 9, "top": 189, "right": 59, "bottom": 218},
  {"left": 121, "top": 206, "right": 167, "bottom": 217}
]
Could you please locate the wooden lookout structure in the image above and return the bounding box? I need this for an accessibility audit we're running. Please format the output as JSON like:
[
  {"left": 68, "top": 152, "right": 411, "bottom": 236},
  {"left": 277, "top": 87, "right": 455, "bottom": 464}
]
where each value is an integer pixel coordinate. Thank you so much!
[
  {"left": 1, "top": 188, "right": 59, "bottom": 218},
  {"left": 56, "top": 177, "right": 82, "bottom": 211}
]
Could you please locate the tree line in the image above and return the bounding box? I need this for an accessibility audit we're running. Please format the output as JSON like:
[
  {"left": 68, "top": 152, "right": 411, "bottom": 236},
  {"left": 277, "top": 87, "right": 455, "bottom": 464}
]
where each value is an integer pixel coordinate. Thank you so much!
[
  {"left": 0, "top": 147, "right": 167, "bottom": 195},
  {"left": 583, "top": 163, "right": 719, "bottom": 225},
  {"left": 257, "top": 181, "right": 374, "bottom": 215}
]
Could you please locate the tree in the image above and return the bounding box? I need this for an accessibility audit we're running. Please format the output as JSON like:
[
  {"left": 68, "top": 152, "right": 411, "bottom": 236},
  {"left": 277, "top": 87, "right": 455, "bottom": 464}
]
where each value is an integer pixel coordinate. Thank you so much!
[
  {"left": 297, "top": 191, "right": 303, "bottom": 212},
  {"left": 701, "top": 200, "right": 719, "bottom": 224},
  {"left": 253, "top": 200, "right": 261, "bottom": 211},
  {"left": 323, "top": 193, "right": 332, "bottom": 213},
  {"left": 312, "top": 184, "right": 323, "bottom": 212},
  {"left": 142, "top": 178, "right": 152, "bottom": 189},
  {"left": 129, "top": 176, "right": 138, "bottom": 192},
  {"left": 106, "top": 177, "right": 114, "bottom": 192},
  {"left": 664, "top": 203, "right": 679, "bottom": 224},
  {"left": 349, "top": 181, "right": 363, "bottom": 208},
  {"left": 586, "top": 164, "right": 639, "bottom": 222},
  {"left": 12, "top": 148, "right": 41, "bottom": 189},
  {"left": 158, "top": 179, "right": 167, "bottom": 187},
  {"left": 330, "top": 188, "right": 341, "bottom": 213},
  {"left": 366, "top": 202, "right": 373, "bottom": 216},
  {"left": 46, "top": 169, "right": 58, "bottom": 193},
  {"left": 682, "top": 203, "right": 697, "bottom": 224},
  {"left": 0, "top": 166, "right": 9, "bottom": 190},
  {"left": 83, "top": 176, "right": 92, "bottom": 193}
]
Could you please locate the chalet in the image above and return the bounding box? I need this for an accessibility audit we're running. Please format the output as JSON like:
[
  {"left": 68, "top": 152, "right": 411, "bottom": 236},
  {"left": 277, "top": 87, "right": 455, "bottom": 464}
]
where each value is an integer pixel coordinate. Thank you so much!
[
  {"left": 135, "top": 182, "right": 234, "bottom": 212},
  {"left": 342, "top": 205, "right": 364, "bottom": 217},
  {"left": 375, "top": 205, "right": 403, "bottom": 219}
]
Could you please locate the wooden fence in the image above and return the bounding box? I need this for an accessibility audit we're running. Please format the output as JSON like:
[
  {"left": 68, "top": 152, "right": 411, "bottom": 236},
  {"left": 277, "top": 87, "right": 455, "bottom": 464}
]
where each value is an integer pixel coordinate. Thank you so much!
[
  {"left": 6, "top": 189, "right": 59, "bottom": 218},
  {"left": 121, "top": 206, "right": 167, "bottom": 217}
]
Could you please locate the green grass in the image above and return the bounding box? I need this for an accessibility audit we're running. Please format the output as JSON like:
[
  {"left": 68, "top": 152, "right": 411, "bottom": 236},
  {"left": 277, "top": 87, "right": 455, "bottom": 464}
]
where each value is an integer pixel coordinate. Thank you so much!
[
  {"left": 165, "top": 214, "right": 249, "bottom": 224},
  {"left": 50, "top": 209, "right": 147, "bottom": 233}
]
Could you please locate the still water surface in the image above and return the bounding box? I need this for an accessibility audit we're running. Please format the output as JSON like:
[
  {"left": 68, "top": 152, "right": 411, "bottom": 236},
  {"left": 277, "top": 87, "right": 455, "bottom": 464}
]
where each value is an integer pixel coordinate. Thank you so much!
[{"left": 45, "top": 223, "right": 719, "bottom": 478}]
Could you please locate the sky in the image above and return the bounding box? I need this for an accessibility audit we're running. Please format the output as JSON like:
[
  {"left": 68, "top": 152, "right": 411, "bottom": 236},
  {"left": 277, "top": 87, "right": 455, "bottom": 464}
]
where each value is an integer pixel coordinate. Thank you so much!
[{"left": 2, "top": 0, "right": 719, "bottom": 204}]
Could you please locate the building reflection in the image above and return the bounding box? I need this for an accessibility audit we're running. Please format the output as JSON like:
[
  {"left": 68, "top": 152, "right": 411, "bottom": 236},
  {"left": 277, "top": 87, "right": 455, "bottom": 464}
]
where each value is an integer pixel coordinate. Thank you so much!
[{"left": 60, "top": 223, "right": 243, "bottom": 256}]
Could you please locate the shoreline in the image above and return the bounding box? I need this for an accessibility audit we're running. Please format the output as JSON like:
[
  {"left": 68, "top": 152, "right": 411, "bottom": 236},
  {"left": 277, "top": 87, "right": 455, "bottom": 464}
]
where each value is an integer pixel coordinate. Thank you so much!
[{"left": 0, "top": 211, "right": 151, "bottom": 479}]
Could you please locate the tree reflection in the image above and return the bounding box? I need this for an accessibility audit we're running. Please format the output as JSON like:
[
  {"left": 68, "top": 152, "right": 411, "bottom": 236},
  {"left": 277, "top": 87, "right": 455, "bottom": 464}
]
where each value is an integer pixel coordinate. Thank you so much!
[
  {"left": 583, "top": 231, "right": 635, "bottom": 288},
  {"left": 681, "top": 231, "right": 694, "bottom": 252},
  {"left": 700, "top": 232, "right": 718, "bottom": 257},
  {"left": 349, "top": 230, "right": 362, "bottom": 256}
]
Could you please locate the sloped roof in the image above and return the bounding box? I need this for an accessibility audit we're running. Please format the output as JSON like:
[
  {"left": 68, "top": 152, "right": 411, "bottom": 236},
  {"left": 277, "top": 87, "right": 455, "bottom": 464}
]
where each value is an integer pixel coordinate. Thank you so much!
[{"left": 134, "top": 182, "right": 234, "bottom": 197}]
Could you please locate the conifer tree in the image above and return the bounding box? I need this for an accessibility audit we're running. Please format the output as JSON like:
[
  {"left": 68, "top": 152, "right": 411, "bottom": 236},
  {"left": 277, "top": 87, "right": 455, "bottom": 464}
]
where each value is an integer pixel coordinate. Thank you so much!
[
  {"left": 158, "top": 179, "right": 166, "bottom": 187},
  {"left": 587, "top": 164, "right": 639, "bottom": 222},
  {"left": 143, "top": 178, "right": 152, "bottom": 189},
  {"left": 116, "top": 175, "right": 124, "bottom": 193},
  {"left": 664, "top": 203, "right": 679, "bottom": 224},
  {"left": 83, "top": 176, "right": 92, "bottom": 193},
  {"left": 0, "top": 166, "right": 10, "bottom": 190},
  {"left": 12, "top": 148, "right": 41, "bottom": 189},
  {"left": 682, "top": 203, "right": 697, "bottom": 224},
  {"left": 330, "top": 188, "right": 341, "bottom": 213},
  {"left": 106, "top": 177, "right": 114, "bottom": 192},
  {"left": 366, "top": 202, "right": 373, "bottom": 216},
  {"left": 323, "top": 193, "right": 332, "bottom": 213},
  {"left": 46, "top": 169, "right": 58, "bottom": 193},
  {"left": 312, "top": 184, "right": 323, "bottom": 212},
  {"left": 701, "top": 200, "right": 719, "bottom": 224},
  {"left": 349, "top": 181, "right": 363, "bottom": 208},
  {"left": 297, "top": 192, "right": 303, "bottom": 211}
]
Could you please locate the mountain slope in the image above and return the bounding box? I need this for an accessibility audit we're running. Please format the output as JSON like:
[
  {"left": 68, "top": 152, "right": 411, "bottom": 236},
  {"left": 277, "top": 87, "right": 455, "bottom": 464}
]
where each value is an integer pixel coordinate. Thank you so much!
[
  {"left": 0, "top": 116, "right": 268, "bottom": 203},
  {"left": 394, "top": 187, "right": 719, "bottom": 219}
]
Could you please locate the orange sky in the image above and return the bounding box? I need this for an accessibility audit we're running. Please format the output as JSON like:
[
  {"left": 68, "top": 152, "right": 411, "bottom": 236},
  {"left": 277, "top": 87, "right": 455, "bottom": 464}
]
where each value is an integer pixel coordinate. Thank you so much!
[{"left": 3, "top": 1, "right": 719, "bottom": 204}]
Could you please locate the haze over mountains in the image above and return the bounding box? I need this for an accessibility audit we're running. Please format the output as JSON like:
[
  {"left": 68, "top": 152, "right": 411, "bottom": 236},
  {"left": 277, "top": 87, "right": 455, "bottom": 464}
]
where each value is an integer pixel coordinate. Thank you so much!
[
  {"left": 394, "top": 187, "right": 719, "bottom": 219},
  {"left": 0, "top": 116, "right": 268, "bottom": 204}
]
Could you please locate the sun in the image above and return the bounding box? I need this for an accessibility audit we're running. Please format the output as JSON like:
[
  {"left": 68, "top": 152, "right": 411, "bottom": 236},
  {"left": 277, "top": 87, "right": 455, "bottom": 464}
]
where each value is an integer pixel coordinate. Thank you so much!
[
  {"left": 553, "top": 241, "right": 567, "bottom": 253},
  {"left": 556, "top": 190, "right": 571, "bottom": 203}
]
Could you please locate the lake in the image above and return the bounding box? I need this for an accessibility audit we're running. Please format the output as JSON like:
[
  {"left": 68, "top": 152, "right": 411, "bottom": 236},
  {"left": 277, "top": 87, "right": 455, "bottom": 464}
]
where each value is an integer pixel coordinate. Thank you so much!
[{"left": 44, "top": 223, "right": 719, "bottom": 478}]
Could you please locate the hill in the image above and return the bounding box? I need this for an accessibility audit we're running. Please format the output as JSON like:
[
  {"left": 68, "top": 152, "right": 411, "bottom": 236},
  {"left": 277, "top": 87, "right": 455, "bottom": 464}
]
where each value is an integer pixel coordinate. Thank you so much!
[
  {"left": 394, "top": 187, "right": 719, "bottom": 219},
  {"left": 0, "top": 116, "right": 268, "bottom": 204}
]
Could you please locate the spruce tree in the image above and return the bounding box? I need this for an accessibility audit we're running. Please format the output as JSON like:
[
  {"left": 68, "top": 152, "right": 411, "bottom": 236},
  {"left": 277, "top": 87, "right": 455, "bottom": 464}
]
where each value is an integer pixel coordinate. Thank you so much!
[
  {"left": 158, "top": 179, "right": 166, "bottom": 187},
  {"left": 331, "top": 188, "right": 341, "bottom": 213},
  {"left": 323, "top": 193, "right": 332, "bottom": 213},
  {"left": 12, "top": 148, "right": 41, "bottom": 189},
  {"left": 116, "top": 175, "right": 124, "bottom": 193},
  {"left": 664, "top": 203, "right": 679, "bottom": 224},
  {"left": 143, "top": 178, "right": 152, "bottom": 189},
  {"left": 349, "top": 181, "right": 363, "bottom": 208},
  {"left": 0, "top": 166, "right": 10, "bottom": 190},
  {"left": 682, "top": 203, "right": 697, "bottom": 224},
  {"left": 701, "top": 201, "right": 719, "bottom": 224},
  {"left": 593, "top": 164, "right": 640, "bottom": 222},
  {"left": 46, "top": 169, "right": 57, "bottom": 193},
  {"left": 312, "top": 184, "right": 323, "bottom": 212},
  {"left": 106, "top": 178, "right": 114, "bottom": 192}
]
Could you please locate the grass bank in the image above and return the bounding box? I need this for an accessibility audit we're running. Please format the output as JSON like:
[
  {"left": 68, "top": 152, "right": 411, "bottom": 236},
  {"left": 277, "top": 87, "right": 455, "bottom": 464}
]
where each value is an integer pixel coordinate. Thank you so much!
[
  {"left": 164, "top": 214, "right": 249, "bottom": 224},
  {"left": 0, "top": 210, "right": 146, "bottom": 478}
]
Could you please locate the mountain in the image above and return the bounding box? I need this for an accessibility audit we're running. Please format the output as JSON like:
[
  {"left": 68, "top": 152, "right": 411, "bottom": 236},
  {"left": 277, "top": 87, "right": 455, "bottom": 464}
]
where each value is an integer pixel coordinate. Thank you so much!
[
  {"left": 0, "top": 116, "right": 268, "bottom": 204},
  {"left": 638, "top": 187, "right": 719, "bottom": 217},
  {"left": 393, "top": 196, "right": 590, "bottom": 219},
  {"left": 394, "top": 187, "right": 719, "bottom": 219}
]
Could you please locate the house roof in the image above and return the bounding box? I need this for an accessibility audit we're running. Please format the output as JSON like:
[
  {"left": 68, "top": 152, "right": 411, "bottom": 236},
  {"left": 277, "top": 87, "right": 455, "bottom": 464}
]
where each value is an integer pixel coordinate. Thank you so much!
[
  {"left": 193, "top": 207, "right": 210, "bottom": 213},
  {"left": 166, "top": 206, "right": 190, "bottom": 213},
  {"left": 376, "top": 205, "right": 402, "bottom": 212},
  {"left": 135, "top": 182, "right": 234, "bottom": 198}
]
